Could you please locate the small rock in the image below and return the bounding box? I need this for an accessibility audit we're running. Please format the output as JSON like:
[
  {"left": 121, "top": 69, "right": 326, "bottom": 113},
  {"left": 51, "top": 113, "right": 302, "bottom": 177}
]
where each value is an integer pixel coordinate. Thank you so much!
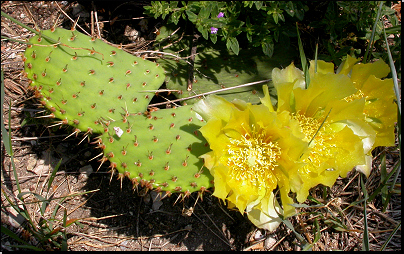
[
  {"left": 79, "top": 165, "right": 93, "bottom": 180},
  {"left": 120, "top": 240, "right": 129, "bottom": 251},
  {"left": 26, "top": 154, "right": 38, "bottom": 173},
  {"left": 264, "top": 237, "right": 277, "bottom": 249},
  {"left": 254, "top": 229, "right": 265, "bottom": 241},
  {"left": 124, "top": 25, "right": 139, "bottom": 41},
  {"left": 6, "top": 206, "right": 26, "bottom": 229},
  {"left": 84, "top": 151, "right": 92, "bottom": 158}
]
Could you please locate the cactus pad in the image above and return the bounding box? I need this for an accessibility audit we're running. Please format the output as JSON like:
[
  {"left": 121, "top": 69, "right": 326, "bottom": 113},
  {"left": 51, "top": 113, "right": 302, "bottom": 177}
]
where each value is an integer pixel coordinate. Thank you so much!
[
  {"left": 155, "top": 25, "right": 297, "bottom": 105},
  {"left": 24, "top": 27, "right": 166, "bottom": 134},
  {"left": 96, "top": 104, "right": 214, "bottom": 196}
]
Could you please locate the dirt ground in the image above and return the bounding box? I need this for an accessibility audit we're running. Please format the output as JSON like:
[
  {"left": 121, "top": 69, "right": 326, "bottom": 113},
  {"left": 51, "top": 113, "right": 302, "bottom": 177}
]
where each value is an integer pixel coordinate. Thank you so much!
[{"left": 1, "top": 1, "right": 401, "bottom": 251}]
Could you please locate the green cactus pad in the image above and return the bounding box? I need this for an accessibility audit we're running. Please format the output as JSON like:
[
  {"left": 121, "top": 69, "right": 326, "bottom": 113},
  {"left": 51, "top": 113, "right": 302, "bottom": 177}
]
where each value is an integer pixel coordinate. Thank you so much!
[
  {"left": 154, "top": 25, "right": 297, "bottom": 105},
  {"left": 97, "top": 104, "right": 214, "bottom": 195},
  {"left": 24, "top": 27, "right": 165, "bottom": 134}
]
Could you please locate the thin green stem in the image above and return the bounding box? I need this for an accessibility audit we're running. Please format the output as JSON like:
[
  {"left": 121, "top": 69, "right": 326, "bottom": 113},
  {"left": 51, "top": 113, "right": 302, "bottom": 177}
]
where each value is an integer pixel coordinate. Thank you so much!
[{"left": 363, "top": 1, "right": 383, "bottom": 63}]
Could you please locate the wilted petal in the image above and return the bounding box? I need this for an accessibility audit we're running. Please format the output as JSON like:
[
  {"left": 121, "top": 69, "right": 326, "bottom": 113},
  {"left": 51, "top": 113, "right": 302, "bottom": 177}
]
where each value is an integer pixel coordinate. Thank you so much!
[
  {"left": 246, "top": 192, "right": 283, "bottom": 232},
  {"left": 355, "top": 154, "right": 373, "bottom": 177}
]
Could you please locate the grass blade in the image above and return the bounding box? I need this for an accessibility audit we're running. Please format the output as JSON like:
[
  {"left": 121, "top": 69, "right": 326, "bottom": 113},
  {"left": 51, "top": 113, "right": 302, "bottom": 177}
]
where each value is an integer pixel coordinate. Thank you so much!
[
  {"left": 47, "top": 158, "right": 62, "bottom": 193},
  {"left": 363, "top": 2, "right": 383, "bottom": 63},
  {"left": 360, "top": 174, "right": 369, "bottom": 251},
  {"left": 314, "top": 43, "right": 319, "bottom": 73},
  {"left": 380, "top": 221, "right": 401, "bottom": 251},
  {"left": 380, "top": 151, "right": 388, "bottom": 206},
  {"left": 368, "top": 161, "right": 401, "bottom": 202},
  {"left": 382, "top": 19, "right": 401, "bottom": 117},
  {"left": 1, "top": 226, "right": 43, "bottom": 251},
  {"left": 1, "top": 69, "right": 12, "bottom": 156},
  {"left": 296, "top": 22, "right": 310, "bottom": 88}
]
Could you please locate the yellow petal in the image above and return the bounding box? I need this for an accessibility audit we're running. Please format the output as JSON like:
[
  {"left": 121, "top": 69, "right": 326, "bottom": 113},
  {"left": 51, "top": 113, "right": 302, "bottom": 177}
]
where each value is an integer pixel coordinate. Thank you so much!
[
  {"left": 350, "top": 59, "right": 391, "bottom": 90},
  {"left": 294, "top": 72, "right": 356, "bottom": 117},
  {"left": 199, "top": 118, "right": 229, "bottom": 157},
  {"left": 260, "top": 85, "right": 275, "bottom": 112},
  {"left": 336, "top": 55, "right": 360, "bottom": 75},
  {"left": 246, "top": 192, "right": 283, "bottom": 232},
  {"left": 193, "top": 94, "right": 238, "bottom": 122},
  {"left": 272, "top": 62, "right": 305, "bottom": 89},
  {"left": 309, "top": 59, "right": 335, "bottom": 76},
  {"left": 209, "top": 163, "right": 232, "bottom": 201},
  {"left": 322, "top": 125, "right": 365, "bottom": 176},
  {"left": 355, "top": 154, "right": 373, "bottom": 177}
]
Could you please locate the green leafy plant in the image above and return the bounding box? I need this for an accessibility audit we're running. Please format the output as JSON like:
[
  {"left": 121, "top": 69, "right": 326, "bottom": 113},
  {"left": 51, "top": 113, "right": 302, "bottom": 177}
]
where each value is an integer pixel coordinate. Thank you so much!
[{"left": 144, "top": 1, "right": 308, "bottom": 57}]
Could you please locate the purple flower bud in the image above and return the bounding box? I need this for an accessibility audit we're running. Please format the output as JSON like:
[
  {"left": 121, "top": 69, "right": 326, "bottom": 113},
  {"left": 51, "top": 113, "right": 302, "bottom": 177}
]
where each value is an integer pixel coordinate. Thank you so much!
[
  {"left": 217, "top": 12, "right": 224, "bottom": 18},
  {"left": 210, "top": 27, "right": 218, "bottom": 34}
]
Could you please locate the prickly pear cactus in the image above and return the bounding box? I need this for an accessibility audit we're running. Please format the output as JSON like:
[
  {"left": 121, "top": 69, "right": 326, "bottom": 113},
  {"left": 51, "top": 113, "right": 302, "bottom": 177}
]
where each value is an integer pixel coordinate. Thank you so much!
[
  {"left": 96, "top": 104, "right": 214, "bottom": 196},
  {"left": 22, "top": 27, "right": 214, "bottom": 197},
  {"left": 23, "top": 27, "right": 165, "bottom": 134},
  {"left": 154, "top": 25, "right": 297, "bottom": 105}
]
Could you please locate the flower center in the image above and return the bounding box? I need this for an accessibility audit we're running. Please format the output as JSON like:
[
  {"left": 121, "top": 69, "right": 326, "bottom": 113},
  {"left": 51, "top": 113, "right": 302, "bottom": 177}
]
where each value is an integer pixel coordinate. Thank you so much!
[
  {"left": 292, "top": 112, "right": 322, "bottom": 142},
  {"left": 292, "top": 112, "right": 335, "bottom": 172},
  {"left": 226, "top": 125, "right": 281, "bottom": 186}
]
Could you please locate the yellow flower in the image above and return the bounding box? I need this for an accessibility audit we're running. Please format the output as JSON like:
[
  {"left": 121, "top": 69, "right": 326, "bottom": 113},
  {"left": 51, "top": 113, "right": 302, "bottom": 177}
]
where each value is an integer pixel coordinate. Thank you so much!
[
  {"left": 338, "top": 55, "right": 397, "bottom": 149},
  {"left": 266, "top": 61, "right": 374, "bottom": 203},
  {"left": 194, "top": 95, "right": 308, "bottom": 230}
]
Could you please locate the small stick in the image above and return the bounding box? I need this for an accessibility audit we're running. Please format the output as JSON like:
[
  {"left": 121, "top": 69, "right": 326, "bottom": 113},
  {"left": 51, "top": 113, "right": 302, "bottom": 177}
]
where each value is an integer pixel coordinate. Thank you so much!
[{"left": 148, "top": 79, "right": 272, "bottom": 108}]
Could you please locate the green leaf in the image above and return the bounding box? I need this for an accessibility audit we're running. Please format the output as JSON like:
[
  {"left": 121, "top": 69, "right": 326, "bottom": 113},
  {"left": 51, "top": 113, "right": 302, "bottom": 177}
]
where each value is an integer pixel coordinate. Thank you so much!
[
  {"left": 262, "top": 40, "right": 274, "bottom": 57},
  {"left": 185, "top": 9, "right": 198, "bottom": 23},
  {"left": 210, "top": 33, "right": 217, "bottom": 44},
  {"left": 226, "top": 37, "right": 239, "bottom": 55},
  {"left": 198, "top": 4, "right": 211, "bottom": 20},
  {"left": 255, "top": 1, "right": 263, "bottom": 10},
  {"left": 197, "top": 24, "right": 208, "bottom": 40}
]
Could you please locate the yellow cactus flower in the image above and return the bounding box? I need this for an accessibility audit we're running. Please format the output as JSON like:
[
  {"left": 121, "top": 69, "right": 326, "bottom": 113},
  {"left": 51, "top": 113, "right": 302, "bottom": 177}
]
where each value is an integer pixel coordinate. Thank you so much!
[
  {"left": 338, "top": 55, "right": 397, "bottom": 149},
  {"left": 266, "top": 60, "right": 375, "bottom": 203},
  {"left": 194, "top": 95, "right": 308, "bottom": 231}
]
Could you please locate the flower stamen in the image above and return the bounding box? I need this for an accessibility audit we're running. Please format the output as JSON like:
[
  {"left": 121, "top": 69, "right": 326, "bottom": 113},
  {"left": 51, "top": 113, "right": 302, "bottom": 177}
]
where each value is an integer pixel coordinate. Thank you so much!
[{"left": 226, "top": 125, "right": 281, "bottom": 187}]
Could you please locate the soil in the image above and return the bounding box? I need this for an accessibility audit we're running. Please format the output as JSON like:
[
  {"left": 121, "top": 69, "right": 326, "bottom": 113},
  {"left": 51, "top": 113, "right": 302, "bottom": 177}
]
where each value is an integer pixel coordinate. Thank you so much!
[{"left": 1, "top": 1, "right": 401, "bottom": 251}]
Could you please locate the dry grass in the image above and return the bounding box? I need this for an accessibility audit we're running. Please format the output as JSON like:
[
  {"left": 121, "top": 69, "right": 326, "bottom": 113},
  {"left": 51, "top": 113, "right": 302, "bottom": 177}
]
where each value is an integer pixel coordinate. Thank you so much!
[{"left": 1, "top": 1, "right": 401, "bottom": 251}]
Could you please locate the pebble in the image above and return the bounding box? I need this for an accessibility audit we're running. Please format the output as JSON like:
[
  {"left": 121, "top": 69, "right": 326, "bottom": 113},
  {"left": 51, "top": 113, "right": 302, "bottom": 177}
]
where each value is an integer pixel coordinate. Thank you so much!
[
  {"left": 6, "top": 206, "right": 26, "bottom": 229},
  {"left": 264, "top": 237, "right": 277, "bottom": 249},
  {"left": 254, "top": 229, "right": 265, "bottom": 241},
  {"left": 79, "top": 165, "right": 93, "bottom": 180}
]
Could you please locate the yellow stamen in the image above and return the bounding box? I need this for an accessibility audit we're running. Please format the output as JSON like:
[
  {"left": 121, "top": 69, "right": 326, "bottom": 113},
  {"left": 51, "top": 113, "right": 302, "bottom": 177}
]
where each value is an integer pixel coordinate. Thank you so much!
[
  {"left": 344, "top": 89, "right": 365, "bottom": 102},
  {"left": 226, "top": 124, "right": 281, "bottom": 187},
  {"left": 292, "top": 112, "right": 335, "bottom": 173}
]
